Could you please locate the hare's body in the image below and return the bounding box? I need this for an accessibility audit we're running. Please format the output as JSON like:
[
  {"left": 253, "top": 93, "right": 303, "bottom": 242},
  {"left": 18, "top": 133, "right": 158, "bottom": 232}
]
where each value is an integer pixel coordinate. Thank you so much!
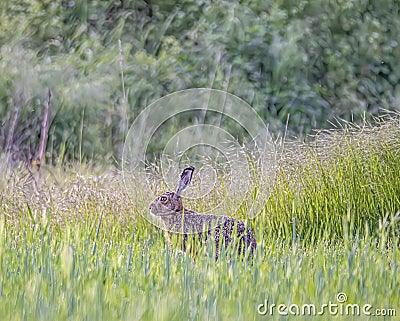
[
  {"left": 149, "top": 167, "right": 257, "bottom": 259},
  {"left": 161, "top": 208, "right": 256, "bottom": 259}
]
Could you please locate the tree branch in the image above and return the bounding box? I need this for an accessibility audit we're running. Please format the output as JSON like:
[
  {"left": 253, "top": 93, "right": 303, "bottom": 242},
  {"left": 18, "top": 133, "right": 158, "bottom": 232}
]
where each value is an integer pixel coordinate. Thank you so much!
[{"left": 37, "top": 89, "right": 51, "bottom": 173}]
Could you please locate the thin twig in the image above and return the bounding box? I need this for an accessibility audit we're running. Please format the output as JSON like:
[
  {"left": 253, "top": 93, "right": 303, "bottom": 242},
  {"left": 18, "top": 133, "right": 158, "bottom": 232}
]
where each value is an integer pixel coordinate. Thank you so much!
[
  {"left": 118, "top": 39, "right": 126, "bottom": 105},
  {"left": 5, "top": 96, "right": 22, "bottom": 154},
  {"left": 118, "top": 39, "right": 128, "bottom": 147},
  {"left": 79, "top": 107, "right": 84, "bottom": 164},
  {"left": 37, "top": 89, "right": 52, "bottom": 177}
]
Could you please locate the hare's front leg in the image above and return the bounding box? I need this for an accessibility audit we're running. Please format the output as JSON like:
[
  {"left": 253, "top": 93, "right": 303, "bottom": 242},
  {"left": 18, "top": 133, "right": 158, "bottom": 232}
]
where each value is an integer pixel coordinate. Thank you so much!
[
  {"left": 164, "top": 230, "right": 187, "bottom": 256},
  {"left": 163, "top": 230, "right": 173, "bottom": 247}
]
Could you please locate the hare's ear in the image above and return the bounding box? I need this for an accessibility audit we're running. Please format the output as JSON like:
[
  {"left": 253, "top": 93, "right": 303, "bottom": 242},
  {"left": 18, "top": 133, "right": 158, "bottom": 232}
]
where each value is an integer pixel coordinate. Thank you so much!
[{"left": 176, "top": 165, "right": 195, "bottom": 196}]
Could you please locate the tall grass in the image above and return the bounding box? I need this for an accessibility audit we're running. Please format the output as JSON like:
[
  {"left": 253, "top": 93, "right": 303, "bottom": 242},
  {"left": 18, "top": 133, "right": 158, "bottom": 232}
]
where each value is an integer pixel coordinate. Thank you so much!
[
  {"left": 0, "top": 116, "right": 399, "bottom": 320},
  {"left": 262, "top": 114, "right": 400, "bottom": 243}
]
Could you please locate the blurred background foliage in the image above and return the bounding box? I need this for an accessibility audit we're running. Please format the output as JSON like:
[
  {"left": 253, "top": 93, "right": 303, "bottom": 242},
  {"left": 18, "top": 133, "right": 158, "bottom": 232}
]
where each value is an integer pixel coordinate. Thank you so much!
[{"left": 0, "top": 0, "right": 399, "bottom": 164}]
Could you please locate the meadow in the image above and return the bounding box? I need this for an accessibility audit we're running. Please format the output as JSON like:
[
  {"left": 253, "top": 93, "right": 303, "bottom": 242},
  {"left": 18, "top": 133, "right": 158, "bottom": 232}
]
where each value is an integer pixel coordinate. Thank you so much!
[
  {"left": 0, "top": 115, "right": 399, "bottom": 321},
  {"left": 1, "top": 2, "right": 399, "bottom": 320}
]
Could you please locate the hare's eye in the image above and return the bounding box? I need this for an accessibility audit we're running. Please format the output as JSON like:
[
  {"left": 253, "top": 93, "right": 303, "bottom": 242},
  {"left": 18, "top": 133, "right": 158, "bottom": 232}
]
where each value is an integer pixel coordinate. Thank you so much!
[{"left": 160, "top": 196, "right": 167, "bottom": 202}]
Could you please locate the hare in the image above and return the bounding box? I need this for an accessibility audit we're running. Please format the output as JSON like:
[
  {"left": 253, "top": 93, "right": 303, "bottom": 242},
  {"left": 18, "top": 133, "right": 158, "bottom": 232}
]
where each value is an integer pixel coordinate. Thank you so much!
[{"left": 149, "top": 166, "right": 257, "bottom": 260}]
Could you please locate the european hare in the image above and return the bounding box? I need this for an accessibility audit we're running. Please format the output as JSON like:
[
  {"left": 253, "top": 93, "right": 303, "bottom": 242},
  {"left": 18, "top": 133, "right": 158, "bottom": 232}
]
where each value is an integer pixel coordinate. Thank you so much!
[{"left": 149, "top": 166, "right": 256, "bottom": 260}]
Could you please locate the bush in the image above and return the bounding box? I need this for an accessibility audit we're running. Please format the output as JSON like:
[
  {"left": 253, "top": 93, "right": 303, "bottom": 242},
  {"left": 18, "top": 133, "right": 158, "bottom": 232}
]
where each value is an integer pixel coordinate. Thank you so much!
[{"left": 0, "top": 0, "right": 399, "bottom": 163}]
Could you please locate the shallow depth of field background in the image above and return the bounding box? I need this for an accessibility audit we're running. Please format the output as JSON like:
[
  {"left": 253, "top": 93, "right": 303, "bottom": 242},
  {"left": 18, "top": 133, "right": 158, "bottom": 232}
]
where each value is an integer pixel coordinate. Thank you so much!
[
  {"left": 0, "top": 1, "right": 399, "bottom": 320},
  {"left": 1, "top": 0, "right": 400, "bottom": 163}
]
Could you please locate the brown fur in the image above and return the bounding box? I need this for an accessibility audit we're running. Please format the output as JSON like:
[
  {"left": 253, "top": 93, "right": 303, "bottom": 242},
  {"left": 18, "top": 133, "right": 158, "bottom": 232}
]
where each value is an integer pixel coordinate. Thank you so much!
[{"left": 149, "top": 190, "right": 257, "bottom": 260}]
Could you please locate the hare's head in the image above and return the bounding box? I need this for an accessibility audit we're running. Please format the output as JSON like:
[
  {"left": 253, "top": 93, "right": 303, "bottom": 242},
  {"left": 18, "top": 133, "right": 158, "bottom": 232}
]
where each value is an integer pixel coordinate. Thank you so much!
[{"left": 149, "top": 166, "right": 194, "bottom": 217}]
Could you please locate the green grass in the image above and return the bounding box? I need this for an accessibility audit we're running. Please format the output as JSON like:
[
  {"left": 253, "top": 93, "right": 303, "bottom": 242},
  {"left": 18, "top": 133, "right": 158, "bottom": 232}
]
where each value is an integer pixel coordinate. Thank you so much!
[
  {"left": 0, "top": 116, "right": 399, "bottom": 320},
  {"left": 0, "top": 217, "right": 398, "bottom": 321}
]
